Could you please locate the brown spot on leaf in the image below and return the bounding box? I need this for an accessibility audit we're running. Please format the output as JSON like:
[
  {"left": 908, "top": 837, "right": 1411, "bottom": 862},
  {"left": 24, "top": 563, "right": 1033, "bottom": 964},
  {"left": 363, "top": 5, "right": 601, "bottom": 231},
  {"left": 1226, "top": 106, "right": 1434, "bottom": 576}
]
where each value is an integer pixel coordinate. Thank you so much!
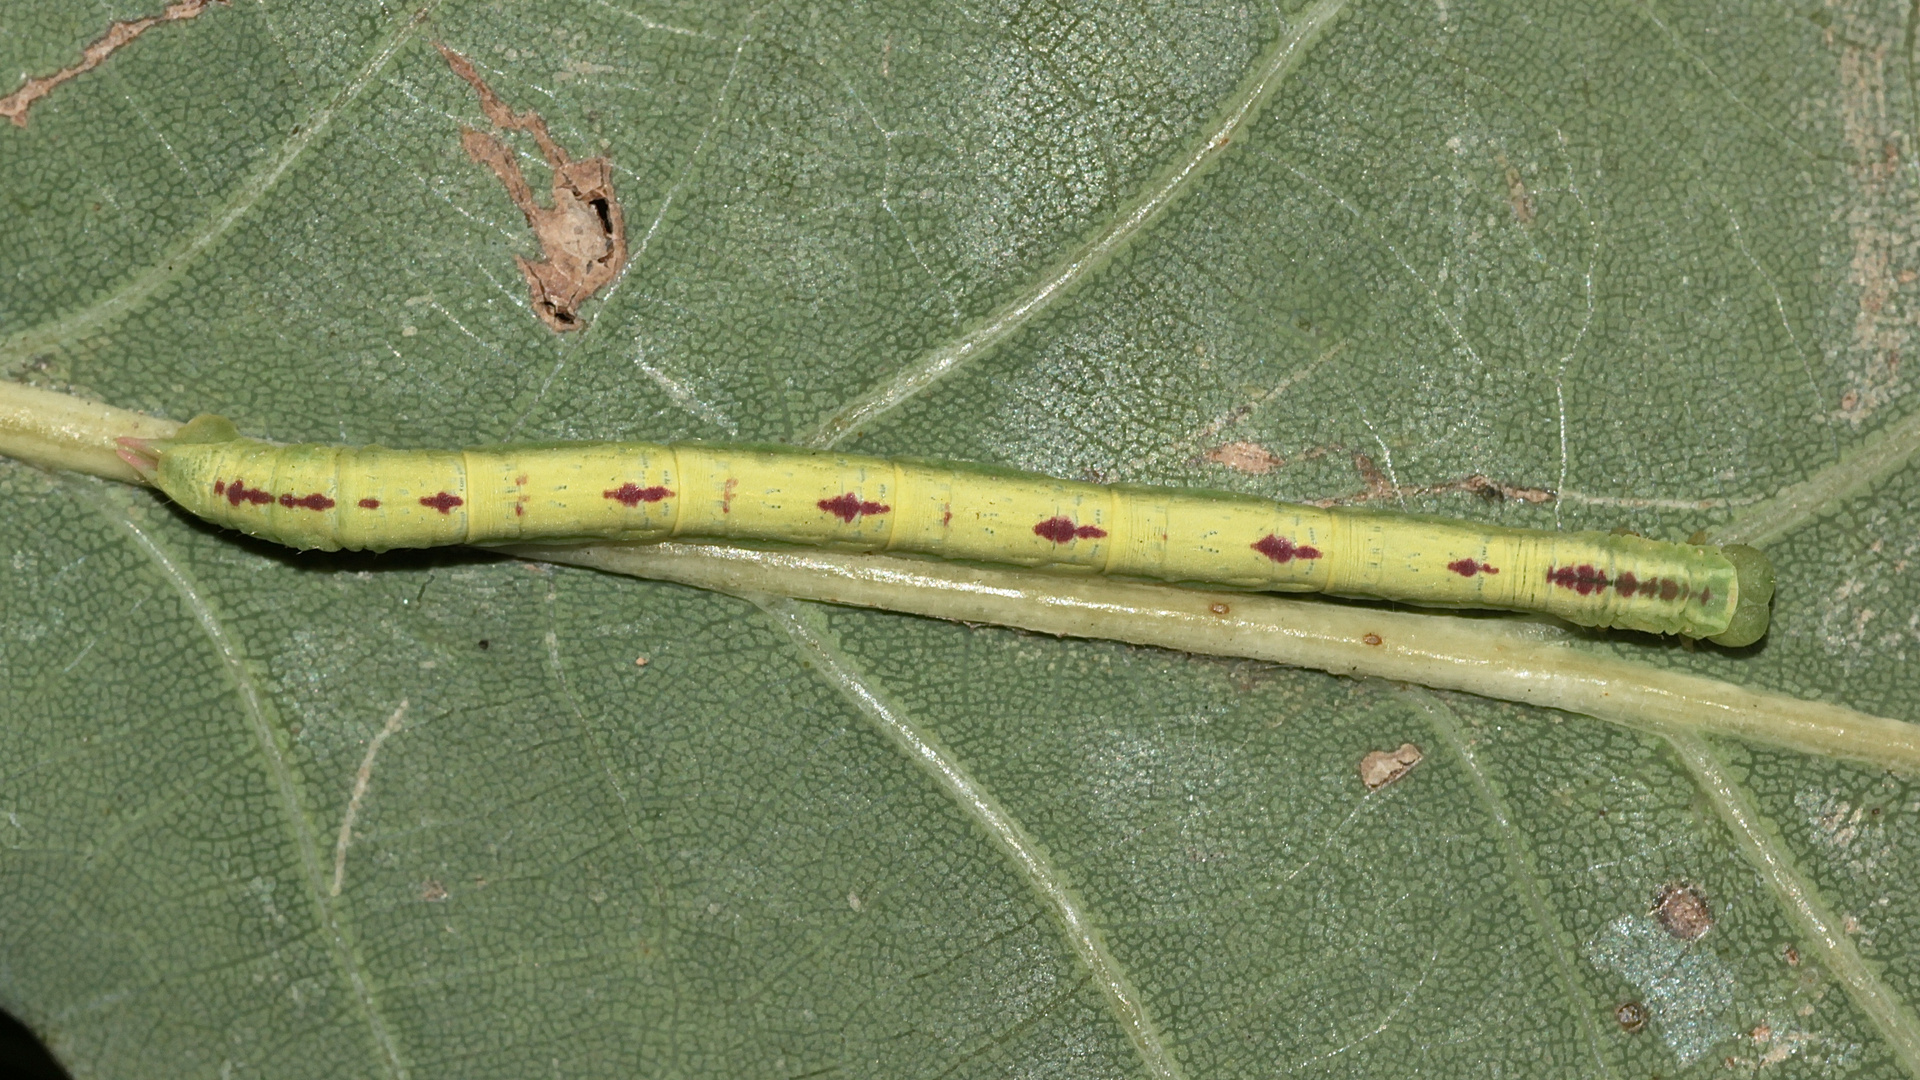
[
  {"left": 1361, "top": 632, "right": 1382, "bottom": 646},
  {"left": 1, "top": 0, "right": 228, "bottom": 128},
  {"left": 438, "top": 42, "right": 628, "bottom": 332},
  {"left": 1208, "top": 602, "right": 1231, "bottom": 616},
  {"left": 419, "top": 880, "right": 449, "bottom": 902},
  {"left": 1614, "top": 1001, "right": 1648, "bottom": 1033},
  {"left": 1352, "top": 452, "right": 1390, "bottom": 492},
  {"left": 1652, "top": 882, "right": 1713, "bottom": 941},
  {"left": 1497, "top": 151, "right": 1536, "bottom": 225},
  {"left": 1358, "top": 742, "right": 1422, "bottom": 791},
  {"left": 1204, "top": 440, "right": 1283, "bottom": 475}
]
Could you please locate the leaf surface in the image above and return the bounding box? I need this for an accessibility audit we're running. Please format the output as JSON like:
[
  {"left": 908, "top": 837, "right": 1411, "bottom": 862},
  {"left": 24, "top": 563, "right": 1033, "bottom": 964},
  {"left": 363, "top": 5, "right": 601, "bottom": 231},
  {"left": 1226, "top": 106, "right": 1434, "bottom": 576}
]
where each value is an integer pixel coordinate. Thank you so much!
[{"left": 3, "top": 1, "right": 1919, "bottom": 1077}]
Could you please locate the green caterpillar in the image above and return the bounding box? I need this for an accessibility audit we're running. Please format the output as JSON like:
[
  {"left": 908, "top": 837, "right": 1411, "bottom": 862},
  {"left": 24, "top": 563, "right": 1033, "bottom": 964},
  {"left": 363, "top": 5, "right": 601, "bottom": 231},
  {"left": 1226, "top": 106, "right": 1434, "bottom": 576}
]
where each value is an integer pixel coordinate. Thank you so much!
[{"left": 119, "top": 415, "right": 1776, "bottom": 646}]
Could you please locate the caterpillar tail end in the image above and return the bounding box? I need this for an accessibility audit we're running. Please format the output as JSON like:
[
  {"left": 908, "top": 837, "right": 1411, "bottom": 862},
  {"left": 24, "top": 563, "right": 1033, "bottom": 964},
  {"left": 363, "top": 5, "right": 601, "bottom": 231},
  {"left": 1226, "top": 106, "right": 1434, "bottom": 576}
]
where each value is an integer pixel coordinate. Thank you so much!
[
  {"left": 120, "top": 413, "right": 245, "bottom": 496},
  {"left": 115, "top": 436, "right": 159, "bottom": 482},
  {"left": 1707, "top": 544, "right": 1775, "bottom": 647}
]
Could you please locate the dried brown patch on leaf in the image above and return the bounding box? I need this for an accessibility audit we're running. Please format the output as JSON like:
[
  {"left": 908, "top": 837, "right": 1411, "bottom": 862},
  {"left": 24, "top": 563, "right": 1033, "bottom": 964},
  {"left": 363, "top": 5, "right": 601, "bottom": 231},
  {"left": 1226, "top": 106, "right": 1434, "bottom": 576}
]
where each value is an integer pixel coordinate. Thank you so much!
[
  {"left": 1314, "top": 452, "right": 1555, "bottom": 507},
  {"left": 1204, "top": 440, "right": 1283, "bottom": 474},
  {"left": 1651, "top": 881, "right": 1713, "bottom": 942},
  {"left": 1200, "top": 441, "right": 1339, "bottom": 475},
  {"left": 438, "top": 43, "right": 628, "bottom": 332},
  {"left": 0, "top": 0, "right": 228, "bottom": 128},
  {"left": 1358, "top": 742, "right": 1423, "bottom": 791}
]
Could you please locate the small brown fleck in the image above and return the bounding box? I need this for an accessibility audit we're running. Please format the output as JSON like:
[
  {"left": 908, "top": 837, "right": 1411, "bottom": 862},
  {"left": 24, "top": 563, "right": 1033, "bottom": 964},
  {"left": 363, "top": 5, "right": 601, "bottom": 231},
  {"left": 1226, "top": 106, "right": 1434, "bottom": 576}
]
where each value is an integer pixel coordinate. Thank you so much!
[
  {"left": 1358, "top": 743, "right": 1423, "bottom": 791},
  {"left": 1614, "top": 1001, "right": 1649, "bottom": 1033},
  {"left": 1652, "top": 882, "right": 1713, "bottom": 942},
  {"left": 1783, "top": 944, "right": 1800, "bottom": 966},
  {"left": 1208, "top": 602, "right": 1232, "bottom": 616},
  {"left": 1501, "top": 158, "right": 1536, "bottom": 224},
  {"left": 1361, "top": 632, "right": 1383, "bottom": 646},
  {"left": 634, "top": 655, "right": 650, "bottom": 667},
  {"left": 438, "top": 43, "right": 628, "bottom": 332},
  {"left": 476, "top": 639, "right": 490, "bottom": 650},
  {"left": 419, "top": 880, "right": 449, "bottom": 902}
]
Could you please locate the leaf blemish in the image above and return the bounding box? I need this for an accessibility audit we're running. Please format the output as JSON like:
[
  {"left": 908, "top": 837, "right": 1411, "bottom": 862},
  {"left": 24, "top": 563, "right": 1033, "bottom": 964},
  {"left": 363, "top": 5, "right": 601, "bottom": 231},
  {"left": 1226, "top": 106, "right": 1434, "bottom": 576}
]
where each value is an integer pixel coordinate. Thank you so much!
[
  {"left": 1495, "top": 150, "right": 1535, "bottom": 225},
  {"left": 1652, "top": 881, "right": 1714, "bottom": 942},
  {"left": 1315, "top": 453, "right": 1555, "bottom": 508},
  {"left": 0, "top": 0, "right": 229, "bottom": 129},
  {"left": 1202, "top": 440, "right": 1282, "bottom": 475},
  {"left": 437, "top": 43, "right": 629, "bottom": 332},
  {"left": 1358, "top": 742, "right": 1422, "bottom": 791}
]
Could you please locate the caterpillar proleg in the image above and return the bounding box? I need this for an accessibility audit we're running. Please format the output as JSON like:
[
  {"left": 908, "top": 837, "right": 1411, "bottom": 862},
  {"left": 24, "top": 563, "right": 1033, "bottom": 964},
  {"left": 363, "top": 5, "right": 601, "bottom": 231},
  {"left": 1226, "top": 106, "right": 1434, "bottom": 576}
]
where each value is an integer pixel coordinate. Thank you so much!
[{"left": 121, "top": 415, "right": 1776, "bottom": 646}]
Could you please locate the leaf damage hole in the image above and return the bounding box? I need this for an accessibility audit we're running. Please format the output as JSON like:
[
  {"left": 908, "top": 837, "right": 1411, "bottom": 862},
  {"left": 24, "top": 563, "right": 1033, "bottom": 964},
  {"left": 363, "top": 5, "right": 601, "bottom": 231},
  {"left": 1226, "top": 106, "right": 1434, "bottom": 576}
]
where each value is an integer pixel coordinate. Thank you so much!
[
  {"left": 1, "top": 0, "right": 229, "bottom": 128},
  {"left": 437, "top": 42, "right": 629, "bottom": 333}
]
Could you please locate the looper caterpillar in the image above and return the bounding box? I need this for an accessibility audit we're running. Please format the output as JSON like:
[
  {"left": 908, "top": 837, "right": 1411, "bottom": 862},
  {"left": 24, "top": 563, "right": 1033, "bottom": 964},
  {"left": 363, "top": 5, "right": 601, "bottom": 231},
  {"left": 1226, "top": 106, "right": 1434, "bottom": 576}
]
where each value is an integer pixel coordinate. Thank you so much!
[{"left": 119, "top": 415, "right": 1776, "bottom": 646}]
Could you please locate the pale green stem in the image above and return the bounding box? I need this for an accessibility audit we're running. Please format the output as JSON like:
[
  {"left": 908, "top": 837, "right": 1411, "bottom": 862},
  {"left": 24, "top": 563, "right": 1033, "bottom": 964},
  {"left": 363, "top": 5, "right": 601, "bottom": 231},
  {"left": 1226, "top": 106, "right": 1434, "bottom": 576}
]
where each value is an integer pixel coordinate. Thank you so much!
[
  {"left": 512, "top": 542, "right": 1920, "bottom": 775},
  {"left": 0, "top": 381, "right": 178, "bottom": 483}
]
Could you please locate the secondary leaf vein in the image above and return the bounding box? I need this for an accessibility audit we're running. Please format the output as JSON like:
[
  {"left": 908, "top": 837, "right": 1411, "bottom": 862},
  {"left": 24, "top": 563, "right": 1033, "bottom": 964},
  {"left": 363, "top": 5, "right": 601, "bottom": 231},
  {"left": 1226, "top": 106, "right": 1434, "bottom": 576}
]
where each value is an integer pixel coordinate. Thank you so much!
[
  {"left": 758, "top": 597, "right": 1187, "bottom": 1080},
  {"left": 802, "top": 0, "right": 1353, "bottom": 448}
]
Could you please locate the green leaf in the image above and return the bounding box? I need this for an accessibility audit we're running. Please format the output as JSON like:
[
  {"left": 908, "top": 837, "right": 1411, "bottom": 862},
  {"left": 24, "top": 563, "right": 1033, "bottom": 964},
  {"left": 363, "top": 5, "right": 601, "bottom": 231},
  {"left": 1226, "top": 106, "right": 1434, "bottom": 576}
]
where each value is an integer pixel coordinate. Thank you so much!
[{"left": 4, "top": 1, "right": 1920, "bottom": 1077}]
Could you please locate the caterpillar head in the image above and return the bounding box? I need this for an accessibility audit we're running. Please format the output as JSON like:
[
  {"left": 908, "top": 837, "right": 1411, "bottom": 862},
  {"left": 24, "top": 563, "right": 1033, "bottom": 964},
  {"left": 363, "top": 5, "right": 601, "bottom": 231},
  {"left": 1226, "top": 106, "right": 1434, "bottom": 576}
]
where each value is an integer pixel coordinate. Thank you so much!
[{"left": 1706, "top": 544, "right": 1775, "bottom": 648}]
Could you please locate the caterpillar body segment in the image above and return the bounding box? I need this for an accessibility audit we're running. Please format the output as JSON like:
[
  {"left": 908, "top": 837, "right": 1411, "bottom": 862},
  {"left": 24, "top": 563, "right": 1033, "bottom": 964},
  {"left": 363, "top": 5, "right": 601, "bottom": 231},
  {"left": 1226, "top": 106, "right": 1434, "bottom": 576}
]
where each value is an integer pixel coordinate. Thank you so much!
[{"left": 132, "top": 415, "right": 1775, "bottom": 645}]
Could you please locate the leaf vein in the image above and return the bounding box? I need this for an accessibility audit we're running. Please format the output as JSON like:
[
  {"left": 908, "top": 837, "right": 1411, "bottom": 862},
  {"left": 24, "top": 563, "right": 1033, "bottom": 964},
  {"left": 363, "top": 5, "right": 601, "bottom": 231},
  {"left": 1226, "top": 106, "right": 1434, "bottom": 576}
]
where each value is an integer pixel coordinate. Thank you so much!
[{"left": 759, "top": 597, "right": 1187, "bottom": 1080}]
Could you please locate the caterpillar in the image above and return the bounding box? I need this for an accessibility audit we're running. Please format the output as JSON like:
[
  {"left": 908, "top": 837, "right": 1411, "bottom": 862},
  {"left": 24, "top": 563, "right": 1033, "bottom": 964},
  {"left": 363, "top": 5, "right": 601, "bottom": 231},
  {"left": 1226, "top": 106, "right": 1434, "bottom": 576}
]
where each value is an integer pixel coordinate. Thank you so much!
[{"left": 118, "top": 415, "right": 1776, "bottom": 646}]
